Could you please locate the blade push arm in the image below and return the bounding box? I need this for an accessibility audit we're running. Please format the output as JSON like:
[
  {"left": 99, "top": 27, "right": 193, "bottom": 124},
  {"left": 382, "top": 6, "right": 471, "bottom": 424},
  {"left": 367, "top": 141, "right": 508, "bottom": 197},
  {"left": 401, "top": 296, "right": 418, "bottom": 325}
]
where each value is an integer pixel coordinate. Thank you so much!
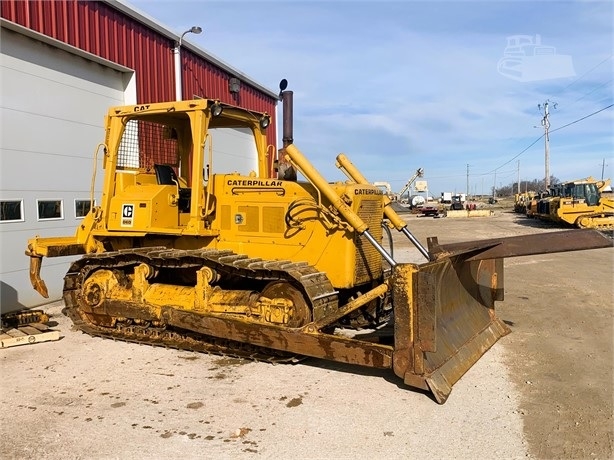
[
  {"left": 284, "top": 143, "right": 396, "bottom": 267},
  {"left": 335, "top": 153, "right": 430, "bottom": 260}
]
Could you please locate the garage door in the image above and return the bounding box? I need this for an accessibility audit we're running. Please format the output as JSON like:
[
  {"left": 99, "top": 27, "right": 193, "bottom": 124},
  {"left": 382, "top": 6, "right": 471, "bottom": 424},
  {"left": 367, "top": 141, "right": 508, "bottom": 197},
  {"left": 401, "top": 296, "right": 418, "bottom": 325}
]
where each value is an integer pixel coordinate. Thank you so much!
[
  {"left": 0, "top": 26, "right": 133, "bottom": 312},
  {"left": 207, "top": 127, "right": 259, "bottom": 176}
]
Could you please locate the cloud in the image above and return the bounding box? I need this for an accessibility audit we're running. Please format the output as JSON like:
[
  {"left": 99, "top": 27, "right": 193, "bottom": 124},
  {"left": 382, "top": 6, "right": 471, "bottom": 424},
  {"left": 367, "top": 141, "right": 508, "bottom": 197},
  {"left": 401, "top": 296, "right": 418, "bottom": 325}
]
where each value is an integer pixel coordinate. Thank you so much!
[{"left": 130, "top": 0, "right": 613, "bottom": 194}]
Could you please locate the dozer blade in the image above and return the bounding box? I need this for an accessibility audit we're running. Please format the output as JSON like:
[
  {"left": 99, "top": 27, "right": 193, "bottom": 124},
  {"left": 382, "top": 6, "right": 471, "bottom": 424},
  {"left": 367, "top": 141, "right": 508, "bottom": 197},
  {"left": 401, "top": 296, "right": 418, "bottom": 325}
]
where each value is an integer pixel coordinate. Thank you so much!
[
  {"left": 392, "top": 229, "right": 612, "bottom": 403},
  {"left": 392, "top": 256, "right": 509, "bottom": 404},
  {"left": 428, "top": 228, "right": 613, "bottom": 261}
]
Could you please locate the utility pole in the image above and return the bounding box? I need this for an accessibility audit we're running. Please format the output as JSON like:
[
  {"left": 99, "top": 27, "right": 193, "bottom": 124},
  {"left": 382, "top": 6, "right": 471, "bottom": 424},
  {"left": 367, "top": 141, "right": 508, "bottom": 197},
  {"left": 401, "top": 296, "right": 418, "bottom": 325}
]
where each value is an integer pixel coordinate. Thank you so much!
[
  {"left": 466, "top": 164, "right": 469, "bottom": 199},
  {"left": 538, "top": 100, "right": 557, "bottom": 189},
  {"left": 516, "top": 160, "right": 521, "bottom": 194},
  {"left": 493, "top": 169, "right": 497, "bottom": 201},
  {"left": 601, "top": 158, "right": 608, "bottom": 180}
]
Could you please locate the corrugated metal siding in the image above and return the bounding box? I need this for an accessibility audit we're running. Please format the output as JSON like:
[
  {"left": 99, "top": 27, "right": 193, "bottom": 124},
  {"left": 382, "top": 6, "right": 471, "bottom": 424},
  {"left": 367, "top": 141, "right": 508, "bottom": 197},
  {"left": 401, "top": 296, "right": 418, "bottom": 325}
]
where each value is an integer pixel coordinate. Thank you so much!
[
  {"left": 1, "top": 0, "right": 175, "bottom": 102},
  {"left": 183, "top": 51, "right": 273, "bottom": 112},
  {"left": 1, "top": 0, "right": 277, "bottom": 153},
  {"left": 183, "top": 50, "right": 278, "bottom": 150}
]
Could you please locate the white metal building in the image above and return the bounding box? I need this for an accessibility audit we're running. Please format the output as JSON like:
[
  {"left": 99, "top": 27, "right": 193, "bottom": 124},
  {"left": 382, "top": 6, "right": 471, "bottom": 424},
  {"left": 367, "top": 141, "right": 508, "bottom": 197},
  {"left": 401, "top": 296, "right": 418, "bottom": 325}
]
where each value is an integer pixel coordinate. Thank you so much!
[{"left": 0, "top": 0, "right": 278, "bottom": 313}]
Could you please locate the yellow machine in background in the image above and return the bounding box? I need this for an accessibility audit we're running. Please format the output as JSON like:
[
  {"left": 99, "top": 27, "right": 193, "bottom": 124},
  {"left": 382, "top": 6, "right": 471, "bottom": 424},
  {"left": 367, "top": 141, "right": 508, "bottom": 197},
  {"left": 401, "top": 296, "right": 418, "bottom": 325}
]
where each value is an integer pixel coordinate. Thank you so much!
[
  {"left": 514, "top": 191, "right": 535, "bottom": 214},
  {"left": 525, "top": 193, "right": 540, "bottom": 218},
  {"left": 535, "top": 177, "right": 614, "bottom": 229},
  {"left": 25, "top": 83, "right": 612, "bottom": 403}
]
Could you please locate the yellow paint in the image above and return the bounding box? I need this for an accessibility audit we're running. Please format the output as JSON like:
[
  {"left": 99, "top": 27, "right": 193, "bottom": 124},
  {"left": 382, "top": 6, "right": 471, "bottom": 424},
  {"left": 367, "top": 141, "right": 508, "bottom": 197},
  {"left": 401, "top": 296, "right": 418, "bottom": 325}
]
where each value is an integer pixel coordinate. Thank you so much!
[{"left": 27, "top": 98, "right": 384, "bottom": 295}]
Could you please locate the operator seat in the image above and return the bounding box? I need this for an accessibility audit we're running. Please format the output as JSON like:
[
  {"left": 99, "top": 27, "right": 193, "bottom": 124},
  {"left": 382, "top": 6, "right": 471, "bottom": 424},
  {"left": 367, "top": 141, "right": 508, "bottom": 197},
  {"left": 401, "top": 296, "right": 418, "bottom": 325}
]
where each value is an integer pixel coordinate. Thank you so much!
[{"left": 154, "top": 164, "right": 191, "bottom": 213}]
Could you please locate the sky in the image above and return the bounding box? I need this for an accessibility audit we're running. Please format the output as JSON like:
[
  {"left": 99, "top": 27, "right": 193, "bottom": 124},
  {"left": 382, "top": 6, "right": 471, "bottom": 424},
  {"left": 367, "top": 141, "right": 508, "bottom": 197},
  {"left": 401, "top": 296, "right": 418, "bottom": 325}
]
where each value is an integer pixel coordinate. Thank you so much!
[{"left": 130, "top": 0, "right": 613, "bottom": 197}]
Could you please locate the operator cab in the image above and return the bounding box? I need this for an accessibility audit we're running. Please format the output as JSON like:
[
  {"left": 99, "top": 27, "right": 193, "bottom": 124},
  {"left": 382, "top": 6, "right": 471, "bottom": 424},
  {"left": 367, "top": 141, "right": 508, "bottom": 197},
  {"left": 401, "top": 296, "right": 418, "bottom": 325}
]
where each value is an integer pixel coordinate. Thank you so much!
[{"left": 104, "top": 99, "right": 271, "bottom": 234}]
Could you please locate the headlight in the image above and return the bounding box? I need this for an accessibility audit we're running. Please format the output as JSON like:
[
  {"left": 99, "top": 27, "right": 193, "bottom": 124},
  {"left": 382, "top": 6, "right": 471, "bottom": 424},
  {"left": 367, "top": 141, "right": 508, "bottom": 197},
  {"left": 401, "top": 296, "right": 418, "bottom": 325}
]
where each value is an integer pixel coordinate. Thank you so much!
[
  {"left": 259, "top": 114, "right": 270, "bottom": 129},
  {"left": 210, "top": 101, "right": 223, "bottom": 117}
]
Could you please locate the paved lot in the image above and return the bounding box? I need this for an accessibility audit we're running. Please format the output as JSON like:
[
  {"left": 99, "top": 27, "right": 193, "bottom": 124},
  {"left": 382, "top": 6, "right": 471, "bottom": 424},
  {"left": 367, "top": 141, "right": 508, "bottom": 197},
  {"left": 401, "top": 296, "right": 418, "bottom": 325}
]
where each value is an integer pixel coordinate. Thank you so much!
[{"left": 1, "top": 209, "right": 612, "bottom": 459}]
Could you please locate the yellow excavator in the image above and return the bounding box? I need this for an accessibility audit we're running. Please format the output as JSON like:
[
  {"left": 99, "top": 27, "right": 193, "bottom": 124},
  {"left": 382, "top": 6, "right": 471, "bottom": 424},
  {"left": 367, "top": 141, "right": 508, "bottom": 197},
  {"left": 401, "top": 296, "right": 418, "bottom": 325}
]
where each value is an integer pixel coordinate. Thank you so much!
[{"left": 25, "top": 82, "right": 612, "bottom": 403}]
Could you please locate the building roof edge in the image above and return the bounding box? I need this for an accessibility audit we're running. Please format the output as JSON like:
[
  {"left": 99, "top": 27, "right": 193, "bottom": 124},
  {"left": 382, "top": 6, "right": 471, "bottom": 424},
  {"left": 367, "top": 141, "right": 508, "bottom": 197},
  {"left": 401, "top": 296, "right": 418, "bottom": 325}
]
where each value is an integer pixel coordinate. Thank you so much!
[{"left": 105, "top": 0, "right": 279, "bottom": 101}]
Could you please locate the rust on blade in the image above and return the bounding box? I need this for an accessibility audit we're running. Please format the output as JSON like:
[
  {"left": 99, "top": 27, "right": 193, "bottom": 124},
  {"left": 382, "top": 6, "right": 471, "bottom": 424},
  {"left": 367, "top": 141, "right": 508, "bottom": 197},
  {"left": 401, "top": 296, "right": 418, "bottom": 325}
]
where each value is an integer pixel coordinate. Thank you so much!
[
  {"left": 392, "top": 256, "right": 510, "bottom": 404},
  {"left": 429, "top": 229, "right": 612, "bottom": 262}
]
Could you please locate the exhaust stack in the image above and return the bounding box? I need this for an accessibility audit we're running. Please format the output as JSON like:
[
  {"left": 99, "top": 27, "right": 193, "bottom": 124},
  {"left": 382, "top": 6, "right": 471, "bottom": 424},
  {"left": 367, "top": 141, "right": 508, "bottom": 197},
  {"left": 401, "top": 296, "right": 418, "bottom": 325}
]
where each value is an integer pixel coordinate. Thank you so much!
[
  {"left": 277, "top": 79, "right": 297, "bottom": 180},
  {"left": 282, "top": 89, "right": 293, "bottom": 147}
]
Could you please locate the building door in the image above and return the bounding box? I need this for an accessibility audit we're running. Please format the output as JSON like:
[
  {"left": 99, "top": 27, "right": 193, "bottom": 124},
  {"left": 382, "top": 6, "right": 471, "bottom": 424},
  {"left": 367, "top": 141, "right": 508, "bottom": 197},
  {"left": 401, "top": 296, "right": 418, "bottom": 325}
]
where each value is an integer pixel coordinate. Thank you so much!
[{"left": 0, "top": 26, "right": 133, "bottom": 311}]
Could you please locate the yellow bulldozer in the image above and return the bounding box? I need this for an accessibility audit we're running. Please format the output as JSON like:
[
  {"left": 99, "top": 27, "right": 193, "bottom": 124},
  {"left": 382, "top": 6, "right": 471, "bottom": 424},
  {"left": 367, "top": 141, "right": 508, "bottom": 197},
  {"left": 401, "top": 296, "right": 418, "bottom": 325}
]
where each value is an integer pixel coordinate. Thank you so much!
[
  {"left": 25, "top": 83, "right": 612, "bottom": 403},
  {"left": 513, "top": 191, "right": 535, "bottom": 214},
  {"left": 535, "top": 177, "right": 614, "bottom": 229}
]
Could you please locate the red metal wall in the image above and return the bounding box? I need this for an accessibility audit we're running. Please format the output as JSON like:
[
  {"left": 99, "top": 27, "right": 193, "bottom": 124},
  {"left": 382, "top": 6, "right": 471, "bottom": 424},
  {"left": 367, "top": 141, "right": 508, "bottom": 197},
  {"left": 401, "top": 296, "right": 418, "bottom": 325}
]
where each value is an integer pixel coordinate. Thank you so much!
[
  {"left": 1, "top": 0, "right": 278, "bottom": 151},
  {"left": 182, "top": 49, "right": 278, "bottom": 153}
]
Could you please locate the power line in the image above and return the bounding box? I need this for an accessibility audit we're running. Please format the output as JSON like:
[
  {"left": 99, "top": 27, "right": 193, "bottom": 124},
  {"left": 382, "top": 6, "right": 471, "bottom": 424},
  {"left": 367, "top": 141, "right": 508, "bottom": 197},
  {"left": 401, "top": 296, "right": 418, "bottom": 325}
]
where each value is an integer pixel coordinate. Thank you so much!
[
  {"left": 549, "top": 55, "right": 613, "bottom": 98},
  {"left": 450, "top": 59, "right": 614, "bottom": 186},
  {"left": 487, "top": 136, "right": 544, "bottom": 174},
  {"left": 550, "top": 103, "right": 614, "bottom": 134},
  {"left": 423, "top": 168, "right": 517, "bottom": 180},
  {"left": 395, "top": 103, "right": 612, "bottom": 184},
  {"left": 473, "top": 168, "right": 517, "bottom": 177},
  {"left": 495, "top": 57, "right": 613, "bottom": 155},
  {"left": 490, "top": 103, "right": 614, "bottom": 174},
  {"left": 571, "top": 79, "right": 613, "bottom": 105}
]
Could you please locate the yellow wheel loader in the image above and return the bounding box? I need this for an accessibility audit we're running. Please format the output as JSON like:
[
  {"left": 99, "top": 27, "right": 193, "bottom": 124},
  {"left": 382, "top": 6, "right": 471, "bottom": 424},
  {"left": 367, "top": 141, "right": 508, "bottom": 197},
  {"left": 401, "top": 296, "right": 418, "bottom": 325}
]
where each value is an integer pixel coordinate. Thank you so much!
[{"left": 25, "top": 84, "right": 612, "bottom": 403}]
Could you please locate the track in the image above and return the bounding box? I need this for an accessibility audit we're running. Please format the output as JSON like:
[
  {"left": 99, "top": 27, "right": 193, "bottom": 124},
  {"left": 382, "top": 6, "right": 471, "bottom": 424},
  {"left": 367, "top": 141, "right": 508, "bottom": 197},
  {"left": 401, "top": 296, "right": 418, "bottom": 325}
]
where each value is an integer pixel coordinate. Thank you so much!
[
  {"left": 575, "top": 212, "right": 614, "bottom": 230},
  {"left": 62, "top": 247, "right": 340, "bottom": 363}
]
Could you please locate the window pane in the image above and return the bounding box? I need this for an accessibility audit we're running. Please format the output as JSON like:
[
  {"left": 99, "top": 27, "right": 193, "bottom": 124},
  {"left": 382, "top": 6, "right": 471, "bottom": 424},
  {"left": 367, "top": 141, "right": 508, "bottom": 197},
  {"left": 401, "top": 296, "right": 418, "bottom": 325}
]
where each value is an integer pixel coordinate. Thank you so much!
[
  {"left": 38, "top": 200, "right": 63, "bottom": 220},
  {"left": 75, "top": 200, "right": 92, "bottom": 218},
  {"left": 0, "top": 200, "right": 23, "bottom": 222}
]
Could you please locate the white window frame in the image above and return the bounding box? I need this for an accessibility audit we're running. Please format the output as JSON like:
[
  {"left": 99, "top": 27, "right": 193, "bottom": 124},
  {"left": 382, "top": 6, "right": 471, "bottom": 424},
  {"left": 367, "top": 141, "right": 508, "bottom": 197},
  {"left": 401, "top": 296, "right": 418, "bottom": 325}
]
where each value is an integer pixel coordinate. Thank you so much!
[
  {"left": 36, "top": 199, "right": 64, "bottom": 221},
  {"left": 0, "top": 199, "right": 25, "bottom": 223},
  {"left": 74, "top": 199, "right": 96, "bottom": 219}
]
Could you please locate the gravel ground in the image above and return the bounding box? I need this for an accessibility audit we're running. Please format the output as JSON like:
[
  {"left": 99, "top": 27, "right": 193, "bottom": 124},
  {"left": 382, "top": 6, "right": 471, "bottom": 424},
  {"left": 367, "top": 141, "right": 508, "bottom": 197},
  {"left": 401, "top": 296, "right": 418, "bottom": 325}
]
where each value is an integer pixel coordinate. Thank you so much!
[
  {"left": 1, "top": 300, "right": 527, "bottom": 460},
  {"left": 1, "top": 208, "right": 611, "bottom": 459}
]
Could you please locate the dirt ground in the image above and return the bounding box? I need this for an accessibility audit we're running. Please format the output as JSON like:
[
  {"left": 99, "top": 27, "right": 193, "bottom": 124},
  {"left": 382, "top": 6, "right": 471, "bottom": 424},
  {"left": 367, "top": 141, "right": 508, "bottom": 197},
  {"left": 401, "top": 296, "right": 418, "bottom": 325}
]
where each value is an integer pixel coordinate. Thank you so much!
[
  {"left": 1, "top": 208, "right": 612, "bottom": 459},
  {"left": 496, "top": 217, "right": 612, "bottom": 459},
  {"left": 397, "top": 208, "right": 614, "bottom": 459}
]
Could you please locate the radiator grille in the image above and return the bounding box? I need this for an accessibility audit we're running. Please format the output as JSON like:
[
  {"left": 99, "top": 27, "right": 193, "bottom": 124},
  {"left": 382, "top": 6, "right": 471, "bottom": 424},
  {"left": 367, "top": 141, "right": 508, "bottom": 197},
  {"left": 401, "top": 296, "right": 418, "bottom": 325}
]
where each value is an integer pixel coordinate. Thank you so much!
[{"left": 354, "top": 199, "right": 384, "bottom": 284}]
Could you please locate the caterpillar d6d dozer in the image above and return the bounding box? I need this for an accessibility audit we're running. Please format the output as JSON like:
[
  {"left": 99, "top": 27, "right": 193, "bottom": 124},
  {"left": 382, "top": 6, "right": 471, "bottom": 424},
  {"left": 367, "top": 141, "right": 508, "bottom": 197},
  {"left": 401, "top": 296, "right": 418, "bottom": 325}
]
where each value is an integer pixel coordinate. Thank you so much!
[{"left": 26, "top": 84, "right": 612, "bottom": 403}]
